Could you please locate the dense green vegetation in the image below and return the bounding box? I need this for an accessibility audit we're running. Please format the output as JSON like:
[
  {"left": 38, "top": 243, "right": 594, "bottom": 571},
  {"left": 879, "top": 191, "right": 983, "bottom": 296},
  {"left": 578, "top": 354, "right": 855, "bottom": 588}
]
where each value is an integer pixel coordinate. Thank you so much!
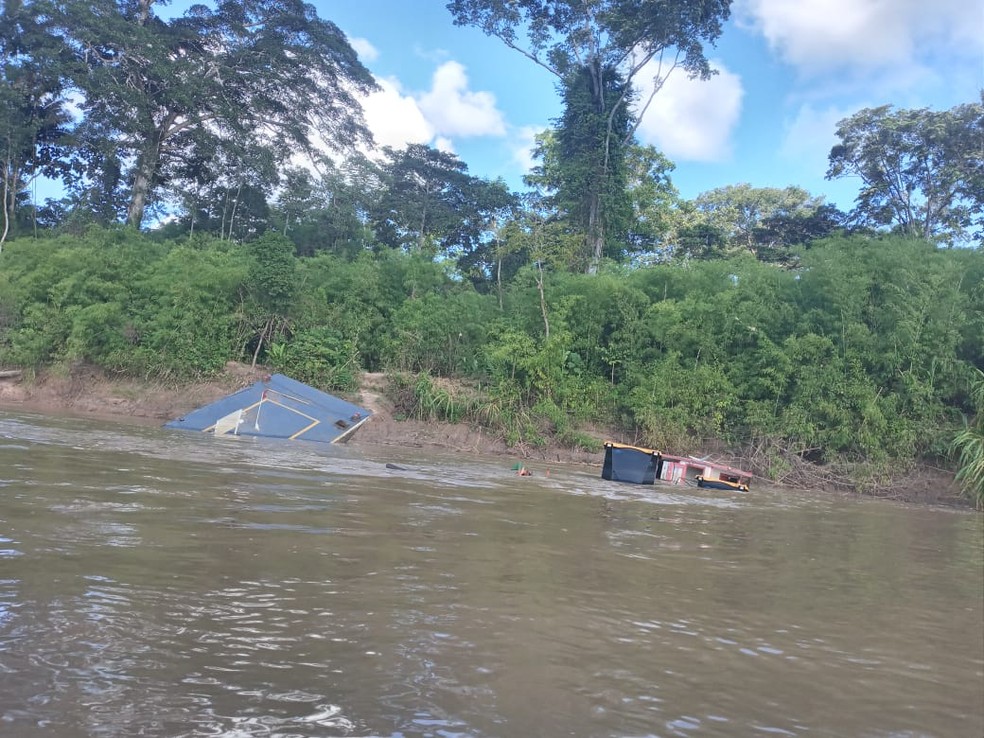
[
  {"left": 951, "top": 370, "right": 984, "bottom": 508},
  {"left": 1, "top": 228, "right": 982, "bottom": 497},
  {"left": 1, "top": 1, "right": 982, "bottom": 500}
]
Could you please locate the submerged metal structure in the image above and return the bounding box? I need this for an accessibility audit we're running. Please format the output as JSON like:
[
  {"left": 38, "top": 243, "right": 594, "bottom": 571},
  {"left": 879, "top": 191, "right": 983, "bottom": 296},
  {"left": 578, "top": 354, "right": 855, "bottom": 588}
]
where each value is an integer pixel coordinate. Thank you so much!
[
  {"left": 602, "top": 441, "right": 752, "bottom": 491},
  {"left": 164, "top": 373, "right": 371, "bottom": 444}
]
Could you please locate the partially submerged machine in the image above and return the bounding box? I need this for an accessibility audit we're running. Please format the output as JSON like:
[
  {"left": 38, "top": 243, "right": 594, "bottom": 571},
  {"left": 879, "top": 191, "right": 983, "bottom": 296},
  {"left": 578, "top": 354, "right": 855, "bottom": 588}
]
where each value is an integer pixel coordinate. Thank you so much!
[
  {"left": 602, "top": 442, "right": 752, "bottom": 491},
  {"left": 164, "top": 373, "right": 371, "bottom": 444}
]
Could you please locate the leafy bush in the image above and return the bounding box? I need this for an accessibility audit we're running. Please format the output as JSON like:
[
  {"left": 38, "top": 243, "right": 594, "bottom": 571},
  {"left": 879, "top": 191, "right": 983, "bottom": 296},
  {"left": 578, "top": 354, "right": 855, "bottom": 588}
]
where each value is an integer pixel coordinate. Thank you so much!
[
  {"left": 276, "top": 327, "right": 359, "bottom": 392},
  {"left": 951, "top": 369, "right": 984, "bottom": 509}
]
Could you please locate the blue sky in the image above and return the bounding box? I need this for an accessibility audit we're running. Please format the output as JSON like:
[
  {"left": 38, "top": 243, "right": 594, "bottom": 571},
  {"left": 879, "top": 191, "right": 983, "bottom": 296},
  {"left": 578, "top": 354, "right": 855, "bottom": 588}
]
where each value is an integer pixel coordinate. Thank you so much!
[{"left": 311, "top": 0, "right": 983, "bottom": 212}]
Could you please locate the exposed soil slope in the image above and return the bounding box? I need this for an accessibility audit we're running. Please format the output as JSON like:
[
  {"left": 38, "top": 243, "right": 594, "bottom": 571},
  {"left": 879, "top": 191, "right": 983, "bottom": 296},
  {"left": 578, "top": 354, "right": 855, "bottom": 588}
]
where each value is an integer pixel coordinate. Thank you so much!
[{"left": 0, "top": 363, "right": 965, "bottom": 504}]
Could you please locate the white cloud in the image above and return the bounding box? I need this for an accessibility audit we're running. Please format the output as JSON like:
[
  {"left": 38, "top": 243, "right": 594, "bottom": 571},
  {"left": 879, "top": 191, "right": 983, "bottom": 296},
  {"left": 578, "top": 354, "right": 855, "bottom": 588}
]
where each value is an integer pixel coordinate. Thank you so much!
[
  {"left": 778, "top": 103, "right": 855, "bottom": 177},
  {"left": 413, "top": 44, "right": 451, "bottom": 65},
  {"left": 634, "top": 63, "right": 744, "bottom": 163},
  {"left": 510, "top": 125, "right": 544, "bottom": 174},
  {"left": 434, "top": 136, "right": 456, "bottom": 153},
  {"left": 349, "top": 36, "right": 379, "bottom": 63},
  {"left": 360, "top": 76, "right": 434, "bottom": 150},
  {"left": 736, "top": 0, "right": 982, "bottom": 74},
  {"left": 353, "top": 59, "right": 508, "bottom": 158},
  {"left": 418, "top": 61, "right": 507, "bottom": 138},
  {"left": 779, "top": 104, "right": 843, "bottom": 161}
]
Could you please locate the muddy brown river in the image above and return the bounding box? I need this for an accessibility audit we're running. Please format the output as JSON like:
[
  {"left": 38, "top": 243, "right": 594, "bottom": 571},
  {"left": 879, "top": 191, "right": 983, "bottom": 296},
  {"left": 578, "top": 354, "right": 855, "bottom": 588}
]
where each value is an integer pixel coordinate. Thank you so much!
[{"left": 1, "top": 410, "right": 982, "bottom": 737}]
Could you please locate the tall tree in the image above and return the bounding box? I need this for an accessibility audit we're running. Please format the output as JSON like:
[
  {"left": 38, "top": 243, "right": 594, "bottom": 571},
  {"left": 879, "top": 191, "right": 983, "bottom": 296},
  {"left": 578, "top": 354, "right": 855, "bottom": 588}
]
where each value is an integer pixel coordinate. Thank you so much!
[
  {"left": 372, "top": 144, "right": 474, "bottom": 253},
  {"left": 691, "top": 184, "right": 833, "bottom": 259},
  {"left": 270, "top": 156, "right": 380, "bottom": 257},
  {"left": 0, "top": 0, "right": 72, "bottom": 246},
  {"left": 555, "top": 64, "right": 633, "bottom": 263},
  {"left": 623, "top": 143, "right": 679, "bottom": 257},
  {"left": 447, "top": 0, "right": 731, "bottom": 269},
  {"left": 752, "top": 204, "right": 846, "bottom": 263},
  {"left": 372, "top": 144, "right": 515, "bottom": 264},
  {"left": 49, "top": 0, "right": 377, "bottom": 229},
  {"left": 527, "top": 129, "right": 678, "bottom": 262},
  {"left": 826, "top": 100, "right": 984, "bottom": 246}
]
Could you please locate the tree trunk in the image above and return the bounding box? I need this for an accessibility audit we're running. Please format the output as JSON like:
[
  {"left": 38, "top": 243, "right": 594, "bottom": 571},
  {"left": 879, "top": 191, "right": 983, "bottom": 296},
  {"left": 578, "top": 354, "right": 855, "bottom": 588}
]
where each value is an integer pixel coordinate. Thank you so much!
[
  {"left": 586, "top": 59, "right": 610, "bottom": 274},
  {"left": 1, "top": 146, "right": 21, "bottom": 250},
  {"left": 1, "top": 168, "right": 11, "bottom": 251},
  {"left": 220, "top": 189, "right": 232, "bottom": 240},
  {"left": 417, "top": 186, "right": 429, "bottom": 251},
  {"left": 496, "top": 253, "right": 503, "bottom": 310},
  {"left": 127, "top": 111, "right": 178, "bottom": 229},
  {"left": 227, "top": 182, "right": 243, "bottom": 241},
  {"left": 251, "top": 316, "right": 274, "bottom": 369},
  {"left": 586, "top": 189, "right": 604, "bottom": 274},
  {"left": 126, "top": 134, "right": 163, "bottom": 229},
  {"left": 136, "top": 0, "right": 154, "bottom": 26}
]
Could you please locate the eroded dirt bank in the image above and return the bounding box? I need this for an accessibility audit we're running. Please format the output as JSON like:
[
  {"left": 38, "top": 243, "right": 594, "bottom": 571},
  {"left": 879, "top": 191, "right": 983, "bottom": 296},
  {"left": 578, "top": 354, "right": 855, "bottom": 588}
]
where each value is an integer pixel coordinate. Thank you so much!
[
  {"left": 0, "top": 363, "right": 966, "bottom": 504},
  {"left": 0, "top": 363, "right": 602, "bottom": 467}
]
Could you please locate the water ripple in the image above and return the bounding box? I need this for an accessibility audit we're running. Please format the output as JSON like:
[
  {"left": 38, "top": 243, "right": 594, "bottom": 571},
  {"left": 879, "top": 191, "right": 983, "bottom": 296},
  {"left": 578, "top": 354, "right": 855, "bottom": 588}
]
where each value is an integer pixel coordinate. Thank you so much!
[{"left": 0, "top": 409, "right": 981, "bottom": 738}]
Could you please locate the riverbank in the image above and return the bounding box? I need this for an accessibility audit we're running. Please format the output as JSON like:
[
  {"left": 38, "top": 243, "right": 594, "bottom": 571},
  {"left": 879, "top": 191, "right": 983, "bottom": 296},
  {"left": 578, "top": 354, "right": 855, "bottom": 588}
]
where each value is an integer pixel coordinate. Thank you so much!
[
  {"left": 0, "top": 363, "right": 967, "bottom": 506},
  {"left": 0, "top": 362, "right": 603, "bottom": 468}
]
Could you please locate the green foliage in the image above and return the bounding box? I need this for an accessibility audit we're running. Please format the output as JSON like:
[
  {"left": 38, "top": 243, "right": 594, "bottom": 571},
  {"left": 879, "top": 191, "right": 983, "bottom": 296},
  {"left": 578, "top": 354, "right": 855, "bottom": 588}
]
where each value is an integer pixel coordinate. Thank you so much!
[
  {"left": 273, "top": 158, "right": 379, "bottom": 258},
  {"left": 392, "top": 373, "right": 469, "bottom": 424},
  {"left": 247, "top": 232, "right": 297, "bottom": 316},
  {"left": 382, "top": 289, "right": 498, "bottom": 375},
  {"left": 1, "top": 219, "right": 981, "bottom": 496},
  {"left": 689, "top": 183, "right": 839, "bottom": 262},
  {"left": 532, "top": 396, "right": 603, "bottom": 451},
  {"left": 5, "top": 303, "right": 69, "bottom": 368},
  {"left": 481, "top": 325, "right": 539, "bottom": 390},
  {"left": 44, "top": 0, "right": 378, "bottom": 228},
  {"left": 794, "top": 236, "right": 972, "bottom": 453},
  {"left": 626, "top": 352, "right": 737, "bottom": 452},
  {"left": 624, "top": 145, "right": 681, "bottom": 257},
  {"left": 371, "top": 144, "right": 516, "bottom": 262},
  {"left": 951, "top": 369, "right": 984, "bottom": 508},
  {"left": 388, "top": 371, "right": 548, "bottom": 448},
  {"left": 294, "top": 249, "right": 453, "bottom": 370},
  {"left": 0, "top": 228, "right": 250, "bottom": 378},
  {"left": 827, "top": 101, "right": 984, "bottom": 245},
  {"left": 448, "top": 0, "right": 731, "bottom": 266},
  {"left": 275, "top": 327, "right": 359, "bottom": 393},
  {"left": 1, "top": 228, "right": 151, "bottom": 369},
  {"left": 498, "top": 193, "right": 586, "bottom": 273},
  {"left": 0, "top": 5, "right": 72, "bottom": 244},
  {"left": 266, "top": 341, "right": 289, "bottom": 368},
  {"left": 769, "top": 333, "right": 903, "bottom": 461},
  {"left": 555, "top": 65, "right": 633, "bottom": 263}
]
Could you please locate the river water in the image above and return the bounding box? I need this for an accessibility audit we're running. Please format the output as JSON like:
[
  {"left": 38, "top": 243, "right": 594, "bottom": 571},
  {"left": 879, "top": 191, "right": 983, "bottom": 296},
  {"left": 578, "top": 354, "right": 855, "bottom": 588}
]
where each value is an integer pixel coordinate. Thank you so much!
[{"left": 0, "top": 410, "right": 981, "bottom": 737}]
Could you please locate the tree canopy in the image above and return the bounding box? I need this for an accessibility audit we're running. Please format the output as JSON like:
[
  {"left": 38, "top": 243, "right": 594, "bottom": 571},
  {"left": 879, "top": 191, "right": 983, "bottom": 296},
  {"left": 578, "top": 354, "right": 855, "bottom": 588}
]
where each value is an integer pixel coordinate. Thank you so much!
[
  {"left": 0, "top": 0, "right": 72, "bottom": 247},
  {"left": 447, "top": 0, "right": 732, "bottom": 269},
  {"left": 827, "top": 100, "right": 984, "bottom": 246},
  {"left": 690, "top": 184, "right": 845, "bottom": 262},
  {"left": 371, "top": 144, "right": 515, "bottom": 259},
  {"left": 45, "top": 0, "right": 377, "bottom": 228}
]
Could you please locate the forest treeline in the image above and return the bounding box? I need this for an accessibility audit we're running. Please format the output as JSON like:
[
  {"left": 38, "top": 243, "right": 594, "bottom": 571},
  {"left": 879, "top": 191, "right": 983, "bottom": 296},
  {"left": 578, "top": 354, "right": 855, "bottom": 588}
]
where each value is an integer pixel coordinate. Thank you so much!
[{"left": 1, "top": 1, "right": 982, "bottom": 501}]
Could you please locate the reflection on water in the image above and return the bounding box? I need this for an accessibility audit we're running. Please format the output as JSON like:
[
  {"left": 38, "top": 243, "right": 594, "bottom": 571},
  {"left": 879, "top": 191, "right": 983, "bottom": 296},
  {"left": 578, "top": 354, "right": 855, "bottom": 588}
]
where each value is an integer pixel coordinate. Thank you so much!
[{"left": 0, "top": 409, "right": 982, "bottom": 737}]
